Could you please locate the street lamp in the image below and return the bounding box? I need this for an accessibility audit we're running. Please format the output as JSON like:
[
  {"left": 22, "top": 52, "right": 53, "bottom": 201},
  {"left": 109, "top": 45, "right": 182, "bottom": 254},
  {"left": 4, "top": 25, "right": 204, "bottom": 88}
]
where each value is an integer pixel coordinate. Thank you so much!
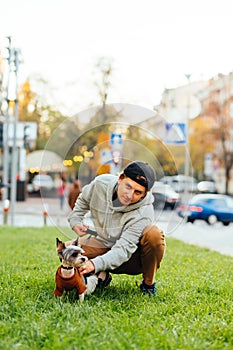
[
  {"left": 184, "top": 74, "right": 191, "bottom": 181},
  {"left": 181, "top": 73, "right": 192, "bottom": 210}
]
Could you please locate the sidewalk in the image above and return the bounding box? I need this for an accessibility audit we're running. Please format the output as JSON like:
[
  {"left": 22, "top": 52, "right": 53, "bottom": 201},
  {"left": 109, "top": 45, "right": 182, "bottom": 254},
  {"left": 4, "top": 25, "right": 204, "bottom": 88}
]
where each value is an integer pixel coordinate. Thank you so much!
[
  {"left": 0, "top": 196, "right": 72, "bottom": 227},
  {"left": 1, "top": 196, "right": 233, "bottom": 258}
]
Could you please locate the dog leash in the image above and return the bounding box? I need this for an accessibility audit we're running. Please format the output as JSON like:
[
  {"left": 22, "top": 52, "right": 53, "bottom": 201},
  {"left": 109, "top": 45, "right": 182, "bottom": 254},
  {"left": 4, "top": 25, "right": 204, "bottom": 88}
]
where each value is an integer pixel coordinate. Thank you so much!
[{"left": 86, "top": 228, "right": 97, "bottom": 237}]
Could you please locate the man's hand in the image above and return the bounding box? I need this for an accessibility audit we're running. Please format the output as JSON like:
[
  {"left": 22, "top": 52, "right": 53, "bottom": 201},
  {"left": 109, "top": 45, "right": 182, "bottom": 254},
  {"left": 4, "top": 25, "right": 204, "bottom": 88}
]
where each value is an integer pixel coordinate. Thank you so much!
[
  {"left": 79, "top": 260, "right": 95, "bottom": 275},
  {"left": 73, "top": 223, "right": 89, "bottom": 237}
]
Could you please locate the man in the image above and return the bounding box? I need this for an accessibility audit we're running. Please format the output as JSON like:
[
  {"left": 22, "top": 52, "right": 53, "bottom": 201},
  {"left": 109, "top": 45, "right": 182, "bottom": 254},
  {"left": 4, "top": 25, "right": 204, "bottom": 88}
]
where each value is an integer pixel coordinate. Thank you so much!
[
  {"left": 68, "top": 160, "right": 166, "bottom": 296},
  {"left": 68, "top": 178, "right": 82, "bottom": 210}
]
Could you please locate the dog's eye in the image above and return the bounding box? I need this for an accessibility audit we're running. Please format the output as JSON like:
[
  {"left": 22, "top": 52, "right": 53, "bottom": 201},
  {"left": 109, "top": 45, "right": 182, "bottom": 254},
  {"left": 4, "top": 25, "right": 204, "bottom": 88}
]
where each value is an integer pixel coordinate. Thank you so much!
[{"left": 71, "top": 252, "right": 78, "bottom": 257}]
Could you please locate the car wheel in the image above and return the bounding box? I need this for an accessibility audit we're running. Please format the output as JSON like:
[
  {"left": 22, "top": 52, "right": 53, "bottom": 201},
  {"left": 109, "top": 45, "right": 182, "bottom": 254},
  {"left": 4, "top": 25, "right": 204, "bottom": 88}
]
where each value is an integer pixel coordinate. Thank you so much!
[
  {"left": 223, "top": 222, "right": 230, "bottom": 226},
  {"left": 207, "top": 214, "right": 218, "bottom": 225},
  {"left": 187, "top": 218, "right": 194, "bottom": 224}
]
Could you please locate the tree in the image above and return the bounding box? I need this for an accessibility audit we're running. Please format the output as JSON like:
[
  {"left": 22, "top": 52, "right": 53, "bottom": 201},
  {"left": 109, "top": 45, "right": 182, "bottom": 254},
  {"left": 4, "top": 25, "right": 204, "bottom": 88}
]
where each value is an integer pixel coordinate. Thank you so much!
[
  {"left": 94, "top": 57, "right": 113, "bottom": 103},
  {"left": 189, "top": 116, "right": 215, "bottom": 178},
  {"left": 18, "top": 77, "right": 69, "bottom": 152},
  {"left": 93, "top": 57, "right": 113, "bottom": 123},
  {"left": 18, "top": 80, "right": 37, "bottom": 121},
  {"left": 200, "top": 82, "right": 233, "bottom": 194},
  {"left": 64, "top": 105, "right": 122, "bottom": 183}
]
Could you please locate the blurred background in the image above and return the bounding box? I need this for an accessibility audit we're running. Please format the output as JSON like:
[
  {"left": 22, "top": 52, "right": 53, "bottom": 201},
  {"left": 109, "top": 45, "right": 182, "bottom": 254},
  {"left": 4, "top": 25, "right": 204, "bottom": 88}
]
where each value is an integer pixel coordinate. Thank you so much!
[{"left": 0, "top": 0, "right": 233, "bottom": 229}]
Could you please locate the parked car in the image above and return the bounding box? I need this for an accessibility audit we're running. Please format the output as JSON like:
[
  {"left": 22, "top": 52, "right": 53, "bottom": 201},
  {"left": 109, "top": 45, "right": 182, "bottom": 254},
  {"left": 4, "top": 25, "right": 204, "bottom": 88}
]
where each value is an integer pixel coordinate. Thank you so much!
[
  {"left": 32, "top": 174, "right": 54, "bottom": 192},
  {"left": 177, "top": 194, "right": 233, "bottom": 225},
  {"left": 152, "top": 181, "right": 180, "bottom": 210},
  {"left": 160, "top": 175, "right": 197, "bottom": 193},
  {"left": 197, "top": 181, "right": 217, "bottom": 194}
]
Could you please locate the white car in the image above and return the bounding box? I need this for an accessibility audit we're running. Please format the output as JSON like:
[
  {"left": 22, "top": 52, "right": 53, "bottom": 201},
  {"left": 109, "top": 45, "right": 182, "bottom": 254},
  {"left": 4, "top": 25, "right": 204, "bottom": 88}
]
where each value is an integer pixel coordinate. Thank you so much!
[
  {"left": 32, "top": 174, "right": 54, "bottom": 192},
  {"left": 160, "top": 175, "right": 197, "bottom": 193},
  {"left": 151, "top": 181, "right": 180, "bottom": 210},
  {"left": 197, "top": 181, "right": 217, "bottom": 194}
]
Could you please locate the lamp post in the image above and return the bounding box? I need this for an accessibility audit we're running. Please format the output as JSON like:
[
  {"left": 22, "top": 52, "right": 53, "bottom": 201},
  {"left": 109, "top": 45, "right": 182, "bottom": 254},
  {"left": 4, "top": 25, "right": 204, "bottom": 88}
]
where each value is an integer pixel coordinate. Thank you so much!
[
  {"left": 184, "top": 74, "right": 191, "bottom": 198},
  {"left": 2, "top": 36, "right": 12, "bottom": 202},
  {"left": 7, "top": 47, "right": 21, "bottom": 226}
]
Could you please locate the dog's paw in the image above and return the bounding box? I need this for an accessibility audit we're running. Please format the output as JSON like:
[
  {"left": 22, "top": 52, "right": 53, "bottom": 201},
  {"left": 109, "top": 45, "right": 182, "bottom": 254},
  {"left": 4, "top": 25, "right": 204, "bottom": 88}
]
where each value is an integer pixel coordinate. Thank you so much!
[{"left": 79, "top": 293, "right": 85, "bottom": 302}]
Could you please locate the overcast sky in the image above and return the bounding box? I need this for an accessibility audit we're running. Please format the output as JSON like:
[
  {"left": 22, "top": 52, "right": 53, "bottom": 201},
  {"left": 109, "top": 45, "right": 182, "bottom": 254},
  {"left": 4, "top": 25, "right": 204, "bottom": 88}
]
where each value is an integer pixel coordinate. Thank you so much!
[{"left": 1, "top": 0, "right": 233, "bottom": 116}]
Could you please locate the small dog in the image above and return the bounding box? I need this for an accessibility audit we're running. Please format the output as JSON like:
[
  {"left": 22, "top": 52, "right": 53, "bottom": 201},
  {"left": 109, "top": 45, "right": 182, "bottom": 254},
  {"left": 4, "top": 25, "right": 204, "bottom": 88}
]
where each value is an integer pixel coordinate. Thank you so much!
[{"left": 54, "top": 238, "right": 98, "bottom": 301}]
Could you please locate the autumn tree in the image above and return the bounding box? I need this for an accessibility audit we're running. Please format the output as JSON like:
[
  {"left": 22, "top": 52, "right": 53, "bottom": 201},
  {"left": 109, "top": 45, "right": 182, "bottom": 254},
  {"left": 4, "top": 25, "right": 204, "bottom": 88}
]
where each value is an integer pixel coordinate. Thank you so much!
[
  {"left": 18, "top": 77, "right": 69, "bottom": 152},
  {"left": 199, "top": 81, "right": 233, "bottom": 194},
  {"left": 18, "top": 80, "right": 37, "bottom": 121},
  {"left": 65, "top": 105, "right": 122, "bottom": 183},
  {"left": 189, "top": 116, "right": 215, "bottom": 178},
  {"left": 93, "top": 57, "right": 113, "bottom": 123}
]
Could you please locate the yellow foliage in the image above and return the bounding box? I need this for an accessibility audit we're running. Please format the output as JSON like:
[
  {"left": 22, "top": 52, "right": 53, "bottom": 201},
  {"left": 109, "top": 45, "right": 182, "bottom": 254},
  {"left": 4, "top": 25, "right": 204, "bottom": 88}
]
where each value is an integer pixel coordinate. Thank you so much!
[
  {"left": 96, "top": 164, "right": 110, "bottom": 175},
  {"left": 97, "top": 132, "right": 110, "bottom": 144},
  {"left": 18, "top": 80, "right": 36, "bottom": 121}
]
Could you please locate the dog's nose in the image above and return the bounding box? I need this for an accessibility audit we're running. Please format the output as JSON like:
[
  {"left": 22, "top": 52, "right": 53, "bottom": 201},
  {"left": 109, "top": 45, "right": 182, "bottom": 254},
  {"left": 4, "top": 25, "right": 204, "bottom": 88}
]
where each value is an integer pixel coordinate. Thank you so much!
[{"left": 81, "top": 257, "right": 86, "bottom": 262}]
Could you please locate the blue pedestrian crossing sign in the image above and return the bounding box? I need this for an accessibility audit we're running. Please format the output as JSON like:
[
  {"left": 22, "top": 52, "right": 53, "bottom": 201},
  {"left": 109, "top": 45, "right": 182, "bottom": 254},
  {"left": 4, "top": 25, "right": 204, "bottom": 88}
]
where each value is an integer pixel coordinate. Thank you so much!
[
  {"left": 110, "top": 133, "right": 123, "bottom": 148},
  {"left": 165, "top": 123, "right": 187, "bottom": 145}
]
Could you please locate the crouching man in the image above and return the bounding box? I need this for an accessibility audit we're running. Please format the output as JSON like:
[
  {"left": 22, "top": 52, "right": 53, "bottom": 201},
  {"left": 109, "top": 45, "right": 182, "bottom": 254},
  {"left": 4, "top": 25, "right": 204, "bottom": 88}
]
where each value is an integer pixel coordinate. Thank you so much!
[{"left": 68, "top": 160, "right": 166, "bottom": 296}]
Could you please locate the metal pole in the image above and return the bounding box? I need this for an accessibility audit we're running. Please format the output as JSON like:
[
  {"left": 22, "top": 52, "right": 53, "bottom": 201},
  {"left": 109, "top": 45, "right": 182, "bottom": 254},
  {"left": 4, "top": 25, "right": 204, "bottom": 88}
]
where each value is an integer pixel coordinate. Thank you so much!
[
  {"left": 10, "top": 49, "right": 19, "bottom": 226},
  {"left": 2, "top": 104, "right": 10, "bottom": 201},
  {"left": 184, "top": 74, "right": 191, "bottom": 201},
  {"left": 180, "top": 73, "right": 192, "bottom": 212},
  {"left": 2, "top": 38, "right": 12, "bottom": 201},
  {"left": 184, "top": 74, "right": 191, "bottom": 178}
]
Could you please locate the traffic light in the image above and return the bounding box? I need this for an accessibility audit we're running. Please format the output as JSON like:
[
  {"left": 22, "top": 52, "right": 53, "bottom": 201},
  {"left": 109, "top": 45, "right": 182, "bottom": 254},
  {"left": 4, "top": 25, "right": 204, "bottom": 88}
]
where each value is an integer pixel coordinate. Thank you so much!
[{"left": 0, "top": 122, "right": 3, "bottom": 149}]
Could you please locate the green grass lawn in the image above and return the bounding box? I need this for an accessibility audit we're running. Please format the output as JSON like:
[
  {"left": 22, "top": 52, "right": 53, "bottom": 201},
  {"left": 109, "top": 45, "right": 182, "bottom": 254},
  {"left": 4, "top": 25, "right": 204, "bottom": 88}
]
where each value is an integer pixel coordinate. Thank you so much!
[{"left": 0, "top": 226, "right": 232, "bottom": 350}]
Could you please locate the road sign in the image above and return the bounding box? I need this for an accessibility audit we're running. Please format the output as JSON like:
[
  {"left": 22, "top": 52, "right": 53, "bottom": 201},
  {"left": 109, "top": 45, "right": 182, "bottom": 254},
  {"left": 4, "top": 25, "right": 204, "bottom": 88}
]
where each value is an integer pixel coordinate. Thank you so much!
[
  {"left": 110, "top": 133, "right": 123, "bottom": 149},
  {"left": 164, "top": 122, "right": 187, "bottom": 145},
  {"left": 101, "top": 149, "right": 112, "bottom": 164},
  {"left": 204, "top": 153, "right": 213, "bottom": 176}
]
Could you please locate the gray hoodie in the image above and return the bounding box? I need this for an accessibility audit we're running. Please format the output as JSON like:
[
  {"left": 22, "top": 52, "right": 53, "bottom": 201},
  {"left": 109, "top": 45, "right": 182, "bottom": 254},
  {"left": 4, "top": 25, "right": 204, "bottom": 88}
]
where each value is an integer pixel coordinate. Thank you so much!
[{"left": 68, "top": 174, "right": 155, "bottom": 273}]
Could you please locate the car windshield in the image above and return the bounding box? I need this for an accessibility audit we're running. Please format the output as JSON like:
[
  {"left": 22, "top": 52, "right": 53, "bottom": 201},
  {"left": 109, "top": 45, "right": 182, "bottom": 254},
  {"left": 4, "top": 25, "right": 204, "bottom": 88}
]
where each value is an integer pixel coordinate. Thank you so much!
[
  {"left": 35, "top": 176, "right": 51, "bottom": 181},
  {"left": 226, "top": 197, "right": 233, "bottom": 208},
  {"left": 190, "top": 197, "right": 207, "bottom": 204},
  {"left": 190, "top": 195, "right": 233, "bottom": 208},
  {"left": 208, "top": 199, "right": 226, "bottom": 206}
]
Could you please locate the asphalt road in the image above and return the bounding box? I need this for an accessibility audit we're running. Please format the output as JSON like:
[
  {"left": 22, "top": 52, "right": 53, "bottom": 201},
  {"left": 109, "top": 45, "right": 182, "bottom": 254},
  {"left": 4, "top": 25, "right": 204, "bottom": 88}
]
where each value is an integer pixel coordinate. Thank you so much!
[
  {"left": 1, "top": 197, "right": 232, "bottom": 258},
  {"left": 156, "top": 211, "right": 233, "bottom": 258}
]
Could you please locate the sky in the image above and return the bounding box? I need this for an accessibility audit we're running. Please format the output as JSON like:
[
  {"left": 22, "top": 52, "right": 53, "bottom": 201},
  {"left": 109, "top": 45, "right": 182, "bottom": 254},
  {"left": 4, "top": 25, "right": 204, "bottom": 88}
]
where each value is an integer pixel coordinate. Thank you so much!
[{"left": 1, "top": 0, "right": 233, "bottom": 117}]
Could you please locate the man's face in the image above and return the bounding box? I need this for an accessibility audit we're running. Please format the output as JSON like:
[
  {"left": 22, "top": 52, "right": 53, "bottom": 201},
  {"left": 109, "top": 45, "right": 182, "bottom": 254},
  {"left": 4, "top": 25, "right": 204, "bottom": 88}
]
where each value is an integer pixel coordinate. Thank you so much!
[{"left": 117, "top": 176, "right": 147, "bottom": 205}]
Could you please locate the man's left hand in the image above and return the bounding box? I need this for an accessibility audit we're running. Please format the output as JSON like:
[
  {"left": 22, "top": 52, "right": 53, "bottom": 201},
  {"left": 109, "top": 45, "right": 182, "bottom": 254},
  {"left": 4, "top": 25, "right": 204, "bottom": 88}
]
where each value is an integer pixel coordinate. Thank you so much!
[{"left": 79, "top": 260, "right": 95, "bottom": 275}]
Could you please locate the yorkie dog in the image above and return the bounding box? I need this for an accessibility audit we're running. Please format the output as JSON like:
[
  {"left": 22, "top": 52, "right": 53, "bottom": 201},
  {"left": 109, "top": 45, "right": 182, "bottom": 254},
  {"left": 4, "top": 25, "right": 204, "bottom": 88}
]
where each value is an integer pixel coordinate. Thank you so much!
[{"left": 54, "top": 238, "right": 98, "bottom": 301}]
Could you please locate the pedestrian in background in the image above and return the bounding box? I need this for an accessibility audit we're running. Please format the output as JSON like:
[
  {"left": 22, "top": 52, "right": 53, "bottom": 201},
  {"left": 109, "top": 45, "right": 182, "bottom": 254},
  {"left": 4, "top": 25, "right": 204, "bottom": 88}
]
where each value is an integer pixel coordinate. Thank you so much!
[
  {"left": 57, "top": 178, "right": 66, "bottom": 210},
  {"left": 68, "top": 178, "right": 82, "bottom": 210}
]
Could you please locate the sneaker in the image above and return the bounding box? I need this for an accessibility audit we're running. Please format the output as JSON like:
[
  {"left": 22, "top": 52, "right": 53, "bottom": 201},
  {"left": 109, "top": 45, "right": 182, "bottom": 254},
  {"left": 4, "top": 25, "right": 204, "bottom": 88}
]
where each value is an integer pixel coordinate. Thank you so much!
[
  {"left": 140, "top": 281, "right": 157, "bottom": 296},
  {"left": 97, "top": 272, "right": 112, "bottom": 289}
]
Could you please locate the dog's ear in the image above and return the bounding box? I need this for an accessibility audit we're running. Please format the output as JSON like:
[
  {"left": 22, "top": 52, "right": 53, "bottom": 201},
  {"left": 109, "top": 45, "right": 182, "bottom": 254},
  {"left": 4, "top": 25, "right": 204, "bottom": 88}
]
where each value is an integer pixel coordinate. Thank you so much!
[
  {"left": 56, "top": 238, "right": 66, "bottom": 252},
  {"left": 56, "top": 238, "right": 65, "bottom": 262},
  {"left": 72, "top": 238, "right": 79, "bottom": 246},
  {"left": 56, "top": 238, "right": 62, "bottom": 246}
]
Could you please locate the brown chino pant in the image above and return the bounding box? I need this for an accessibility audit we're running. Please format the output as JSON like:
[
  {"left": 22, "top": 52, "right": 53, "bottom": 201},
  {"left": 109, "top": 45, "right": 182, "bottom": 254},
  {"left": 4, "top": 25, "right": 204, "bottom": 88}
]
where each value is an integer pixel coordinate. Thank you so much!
[{"left": 79, "top": 225, "right": 166, "bottom": 285}]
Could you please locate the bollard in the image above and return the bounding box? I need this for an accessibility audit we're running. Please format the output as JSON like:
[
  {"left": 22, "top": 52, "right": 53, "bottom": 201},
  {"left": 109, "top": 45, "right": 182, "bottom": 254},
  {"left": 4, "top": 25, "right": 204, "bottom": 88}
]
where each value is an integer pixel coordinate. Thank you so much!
[
  {"left": 43, "top": 210, "right": 48, "bottom": 226},
  {"left": 43, "top": 204, "right": 49, "bottom": 226},
  {"left": 3, "top": 199, "right": 10, "bottom": 225}
]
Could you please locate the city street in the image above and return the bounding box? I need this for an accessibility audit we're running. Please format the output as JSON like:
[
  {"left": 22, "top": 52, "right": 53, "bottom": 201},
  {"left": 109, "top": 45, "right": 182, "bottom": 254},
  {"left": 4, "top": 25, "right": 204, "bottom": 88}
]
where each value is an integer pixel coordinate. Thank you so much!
[
  {"left": 0, "top": 196, "right": 71, "bottom": 229},
  {"left": 0, "top": 197, "right": 232, "bottom": 258},
  {"left": 157, "top": 211, "right": 233, "bottom": 258}
]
